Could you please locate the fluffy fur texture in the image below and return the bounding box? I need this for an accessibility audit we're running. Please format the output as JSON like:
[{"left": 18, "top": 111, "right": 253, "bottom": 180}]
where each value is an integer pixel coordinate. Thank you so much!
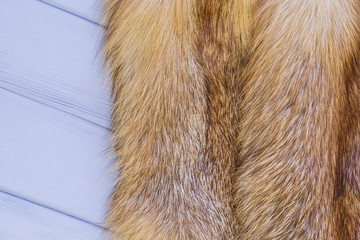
[
  {"left": 102, "top": 0, "right": 360, "bottom": 239},
  {"left": 102, "top": 0, "right": 251, "bottom": 239},
  {"left": 234, "top": 1, "right": 360, "bottom": 239}
]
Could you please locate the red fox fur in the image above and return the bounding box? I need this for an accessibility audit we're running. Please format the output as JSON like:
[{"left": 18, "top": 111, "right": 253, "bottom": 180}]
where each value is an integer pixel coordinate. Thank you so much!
[{"left": 102, "top": 0, "right": 360, "bottom": 239}]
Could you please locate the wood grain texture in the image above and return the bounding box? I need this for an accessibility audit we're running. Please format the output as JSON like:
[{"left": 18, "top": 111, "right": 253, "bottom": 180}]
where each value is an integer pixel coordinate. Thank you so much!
[
  {"left": 0, "top": 87, "right": 115, "bottom": 225},
  {"left": 0, "top": 0, "right": 111, "bottom": 128},
  {"left": 0, "top": 190, "right": 105, "bottom": 240}
]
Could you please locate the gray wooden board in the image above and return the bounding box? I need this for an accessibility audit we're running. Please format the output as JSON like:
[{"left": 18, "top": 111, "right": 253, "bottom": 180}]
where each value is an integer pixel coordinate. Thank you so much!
[
  {"left": 0, "top": 87, "right": 116, "bottom": 225},
  {"left": 0, "top": 0, "right": 111, "bottom": 128},
  {"left": 39, "top": 0, "right": 104, "bottom": 25},
  {"left": 0, "top": 190, "right": 106, "bottom": 240}
]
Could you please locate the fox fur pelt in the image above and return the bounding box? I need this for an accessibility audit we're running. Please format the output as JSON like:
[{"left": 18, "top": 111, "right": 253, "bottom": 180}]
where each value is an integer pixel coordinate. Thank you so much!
[{"left": 102, "top": 0, "right": 360, "bottom": 239}]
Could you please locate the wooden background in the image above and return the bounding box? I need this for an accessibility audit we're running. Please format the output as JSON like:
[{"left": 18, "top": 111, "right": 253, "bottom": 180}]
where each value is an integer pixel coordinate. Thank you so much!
[{"left": 0, "top": 0, "right": 116, "bottom": 238}]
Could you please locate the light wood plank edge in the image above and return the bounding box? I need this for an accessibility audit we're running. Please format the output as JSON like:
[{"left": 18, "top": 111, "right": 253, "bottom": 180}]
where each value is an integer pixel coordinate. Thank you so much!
[
  {"left": 0, "top": 189, "right": 106, "bottom": 230},
  {"left": 0, "top": 86, "right": 110, "bottom": 130},
  {"left": 0, "top": 189, "right": 108, "bottom": 239},
  {"left": 38, "top": 0, "right": 105, "bottom": 26}
]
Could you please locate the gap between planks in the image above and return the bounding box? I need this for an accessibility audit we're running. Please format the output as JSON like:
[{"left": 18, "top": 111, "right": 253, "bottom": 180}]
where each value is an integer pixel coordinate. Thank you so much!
[
  {"left": 0, "top": 189, "right": 108, "bottom": 231},
  {"left": 0, "top": 86, "right": 110, "bottom": 131},
  {"left": 38, "top": 0, "right": 105, "bottom": 26}
]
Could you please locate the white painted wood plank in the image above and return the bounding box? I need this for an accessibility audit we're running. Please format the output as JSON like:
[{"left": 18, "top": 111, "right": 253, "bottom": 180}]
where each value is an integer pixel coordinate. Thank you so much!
[
  {"left": 0, "top": 88, "right": 116, "bottom": 225},
  {"left": 0, "top": 0, "right": 111, "bottom": 128},
  {"left": 39, "top": 0, "right": 104, "bottom": 25},
  {"left": 0, "top": 191, "right": 105, "bottom": 240}
]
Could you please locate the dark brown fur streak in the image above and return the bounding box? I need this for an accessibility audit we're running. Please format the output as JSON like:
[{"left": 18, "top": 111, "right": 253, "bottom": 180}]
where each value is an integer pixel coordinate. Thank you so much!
[{"left": 102, "top": 0, "right": 360, "bottom": 239}]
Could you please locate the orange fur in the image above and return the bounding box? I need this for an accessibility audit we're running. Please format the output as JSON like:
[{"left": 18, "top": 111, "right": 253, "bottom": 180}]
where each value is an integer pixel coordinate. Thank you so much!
[
  {"left": 102, "top": 0, "right": 360, "bottom": 239},
  {"left": 234, "top": 1, "right": 360, "bottom": 239},
  {"left": 102, "top": 0, "right": 251, "bottom": 239}
]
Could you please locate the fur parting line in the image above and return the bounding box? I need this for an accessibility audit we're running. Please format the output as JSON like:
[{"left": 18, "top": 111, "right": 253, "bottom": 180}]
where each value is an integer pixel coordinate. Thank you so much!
[{"left": 102, "top": 0, "right": 360, "bottom": 239}]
